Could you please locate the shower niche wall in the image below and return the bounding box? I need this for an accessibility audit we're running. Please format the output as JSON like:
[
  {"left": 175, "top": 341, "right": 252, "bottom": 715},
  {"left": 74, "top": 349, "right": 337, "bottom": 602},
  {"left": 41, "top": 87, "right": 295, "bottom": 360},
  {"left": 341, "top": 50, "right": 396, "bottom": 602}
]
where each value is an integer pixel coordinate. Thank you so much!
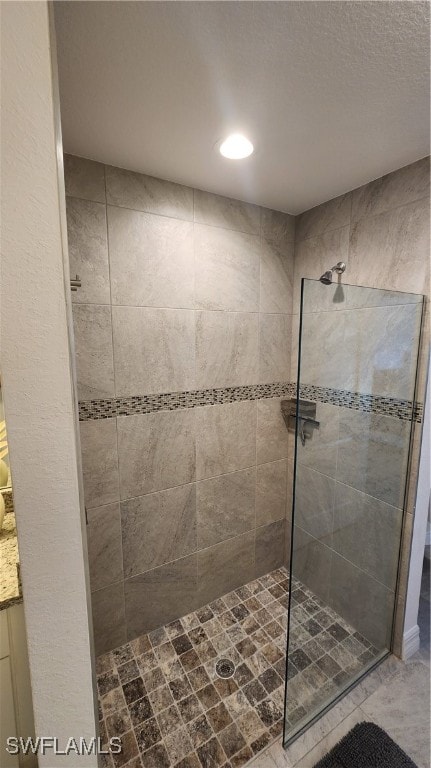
[{"left": 284, "top": 278, "right": 424, "bottom": 745}]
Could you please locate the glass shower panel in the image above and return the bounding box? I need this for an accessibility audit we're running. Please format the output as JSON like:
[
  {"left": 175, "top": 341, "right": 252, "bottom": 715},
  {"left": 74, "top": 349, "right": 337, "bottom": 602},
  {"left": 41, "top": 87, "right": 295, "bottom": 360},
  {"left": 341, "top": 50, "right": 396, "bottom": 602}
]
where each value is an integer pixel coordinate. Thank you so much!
[{"left": 283, "top": 279, "right": 424, "bottom": 745}]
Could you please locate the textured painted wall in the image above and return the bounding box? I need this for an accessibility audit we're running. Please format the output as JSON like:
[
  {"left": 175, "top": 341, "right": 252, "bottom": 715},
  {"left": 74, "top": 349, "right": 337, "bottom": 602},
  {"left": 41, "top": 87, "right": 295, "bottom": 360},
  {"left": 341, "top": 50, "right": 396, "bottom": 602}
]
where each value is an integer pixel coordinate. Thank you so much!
[
  {"left": 64, "top": 156, "right": 295, "bottom": 653},
  {"left": 1, "top": 3, "right": 97, "bottom": 765}
]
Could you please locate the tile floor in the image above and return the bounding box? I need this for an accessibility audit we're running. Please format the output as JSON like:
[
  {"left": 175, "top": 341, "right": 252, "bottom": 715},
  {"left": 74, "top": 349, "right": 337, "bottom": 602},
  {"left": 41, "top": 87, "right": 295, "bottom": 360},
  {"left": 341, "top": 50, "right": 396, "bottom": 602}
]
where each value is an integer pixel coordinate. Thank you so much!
[
  {"left": 247, "top": 556, "right": 430, "bottom": 768},
  {"left": 96, "top": 567, "right": 377, "bottom": 768},
  {"left": 285, "top": 579, "right": 377, "bottom": 735},
  {"left": 250, "top": 654, "right": 430, "bottom": 768}
]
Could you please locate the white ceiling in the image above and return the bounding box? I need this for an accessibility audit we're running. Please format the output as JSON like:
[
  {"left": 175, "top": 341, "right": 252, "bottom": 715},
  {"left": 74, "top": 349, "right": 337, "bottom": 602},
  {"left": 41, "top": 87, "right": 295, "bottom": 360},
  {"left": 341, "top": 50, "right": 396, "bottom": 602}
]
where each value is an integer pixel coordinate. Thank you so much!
[{"left": 55, "top": 1, "right": 430, "bottom": 215}]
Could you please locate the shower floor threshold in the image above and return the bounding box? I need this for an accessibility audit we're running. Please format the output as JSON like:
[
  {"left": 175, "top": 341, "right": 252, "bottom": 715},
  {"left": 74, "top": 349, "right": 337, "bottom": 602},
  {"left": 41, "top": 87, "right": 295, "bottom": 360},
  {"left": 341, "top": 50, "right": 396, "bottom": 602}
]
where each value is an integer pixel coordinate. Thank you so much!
[{"left": 96, "top": 567, "right": 377, "bottom": 768}]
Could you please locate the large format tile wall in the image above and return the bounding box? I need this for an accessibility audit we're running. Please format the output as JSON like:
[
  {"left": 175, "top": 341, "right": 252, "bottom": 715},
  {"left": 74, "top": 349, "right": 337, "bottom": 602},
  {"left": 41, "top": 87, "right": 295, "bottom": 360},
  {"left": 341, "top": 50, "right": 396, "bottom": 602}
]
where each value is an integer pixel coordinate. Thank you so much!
[
  {"left": 66, "top": 154, "right": 429, "bottom": 657},
  {"left": 64, "top": 155, "right": 295, "bottom": 654},
  {"left": 291, "top": 157, "right": 430, "bottom": 650}
]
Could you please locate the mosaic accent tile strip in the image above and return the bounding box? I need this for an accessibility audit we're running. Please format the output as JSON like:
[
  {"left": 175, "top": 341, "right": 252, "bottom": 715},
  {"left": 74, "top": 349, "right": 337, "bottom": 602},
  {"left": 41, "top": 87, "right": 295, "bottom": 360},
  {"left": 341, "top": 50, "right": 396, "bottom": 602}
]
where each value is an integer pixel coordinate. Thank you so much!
[
  {"left": 95, "top": 567, "right": 377, "bottom": 768},
  {"left": 297, "top": 384, "right": 423, "bottom": 423},
  {"left": 79, "top": 381, "right": 422, "bottom": 423},
  {"left": 78, "top": 382, "right": 296, "bottom": 421}
]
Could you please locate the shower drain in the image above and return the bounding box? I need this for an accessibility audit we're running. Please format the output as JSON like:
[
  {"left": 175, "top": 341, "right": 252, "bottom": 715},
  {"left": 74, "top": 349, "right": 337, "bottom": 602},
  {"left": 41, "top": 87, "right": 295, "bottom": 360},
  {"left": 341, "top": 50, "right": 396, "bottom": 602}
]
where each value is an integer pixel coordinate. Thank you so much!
[{"left": 215, "top": 658, "right": 235, "bottom": 679}]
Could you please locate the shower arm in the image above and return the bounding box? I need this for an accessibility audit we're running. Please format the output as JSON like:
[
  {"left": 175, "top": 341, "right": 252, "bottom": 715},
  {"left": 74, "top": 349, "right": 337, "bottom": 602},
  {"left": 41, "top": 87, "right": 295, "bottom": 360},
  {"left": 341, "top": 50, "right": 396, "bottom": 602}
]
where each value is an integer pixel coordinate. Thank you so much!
[{"left": 332, "top": 262, "right": 346, "bottom": 275}]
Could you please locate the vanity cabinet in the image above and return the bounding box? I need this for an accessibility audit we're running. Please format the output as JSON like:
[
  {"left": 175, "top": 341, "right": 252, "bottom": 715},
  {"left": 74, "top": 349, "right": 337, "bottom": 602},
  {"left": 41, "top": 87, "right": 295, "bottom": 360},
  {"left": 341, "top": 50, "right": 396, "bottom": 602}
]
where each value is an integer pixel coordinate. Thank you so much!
[{"left": 0, "top": 603, "right": 37, "bottom": 768}]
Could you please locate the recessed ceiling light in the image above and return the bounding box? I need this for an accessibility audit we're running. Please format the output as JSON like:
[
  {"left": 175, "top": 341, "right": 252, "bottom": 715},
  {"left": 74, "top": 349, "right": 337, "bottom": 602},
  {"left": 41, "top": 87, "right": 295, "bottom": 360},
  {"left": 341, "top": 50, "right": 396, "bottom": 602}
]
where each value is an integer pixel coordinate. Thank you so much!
[{"left": 219, "top": 133, "right": 254, "bottom": 159}]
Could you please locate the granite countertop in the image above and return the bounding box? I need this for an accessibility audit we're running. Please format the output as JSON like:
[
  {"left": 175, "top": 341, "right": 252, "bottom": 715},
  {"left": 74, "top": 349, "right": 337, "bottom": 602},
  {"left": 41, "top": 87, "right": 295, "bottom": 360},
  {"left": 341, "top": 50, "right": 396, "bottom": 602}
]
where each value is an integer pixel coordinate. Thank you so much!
[{"left": 0, "top": 512, "right": 22, "bottom": 610}]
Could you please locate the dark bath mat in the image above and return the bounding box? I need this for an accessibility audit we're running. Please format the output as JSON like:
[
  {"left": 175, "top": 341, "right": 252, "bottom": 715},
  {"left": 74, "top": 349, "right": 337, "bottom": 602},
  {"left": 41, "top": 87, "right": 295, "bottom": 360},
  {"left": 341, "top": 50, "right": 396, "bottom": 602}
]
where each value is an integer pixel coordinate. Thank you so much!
[{"left": 313, "top": 721, "right": 418, "bottom": 768}]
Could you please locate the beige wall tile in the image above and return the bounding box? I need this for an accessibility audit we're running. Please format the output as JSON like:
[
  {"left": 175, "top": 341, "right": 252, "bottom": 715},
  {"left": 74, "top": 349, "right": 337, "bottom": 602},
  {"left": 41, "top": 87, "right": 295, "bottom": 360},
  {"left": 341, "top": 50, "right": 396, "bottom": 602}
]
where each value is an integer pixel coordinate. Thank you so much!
[
  {"left": 260, "top": 239, "right": 295, "bottom": 314},
  {"left": 117, "top": 410, "right": 196, "bottom": 499},
  {"left": 112, "top": 306, "right": 195, "bottom": 395},
  {"left": 87, "top": 503, "right": 123, "bottom": 592},
  {"left": 197, "top": 468, "right": 256, "bottom": 549},
  {"left": 196, "top": 310, "right": 258, "bottom": 388},
  {"left": 295, "top": 402, "right": 340, "bottom": 478},
  {"left": 255, "top": 520, "right": 285, "bottom": 577},
  {"left": 329, "top": 550, "right": 394, "bottom": 648},
  {"left": 124, "top": 554, "right": 198, "bottom": 638},
  {"left": 290, "top": 313, "right": 300, "bottom": 379},
  {"left": 336, "top": 409, "right": 410, "bottom": 509},
  {"left": 195, "top": 401, "right": 256, "bottom": 480},
  {"left": 66, "top": 197, "right": 110, "bottom": 305},
  {"left": 293, "top": 226, "right": 349, "bottom": 312},
  {"left": 292, "top": 525, "right": 332, "bottom": 605},
  {"left": 72, "top": 303, "right": 114, "bottom": 400},
  {"left": 343, "top": 302, "right": 422, "bottom": 400},
  {"left": 294, "top": 465, "right": 335, "bottom": 543},
  {"left": 80, "top": 418, "right": 119, "bottom": 509},
  {"left": 332, "top": 482, "right": 402, "bottom": 589},
  {"left": 351, "top": 157, "right": 430, "bottom": 222},
  {"left": 299, "top": 310, "right": 348, "bottom": 390},
  {"left": 108, "top": 205, "right": 194, "bottom": 308},
  {"left": 121, "top": 484, "right": 196, "bottom": 577},
  {"left": 194, "top": 189, "right": 261, "bottom": 234},
  {"left": 299, "top": 299, "right": 422, "bottom": 398},
  {"left": 259, "top": 314, "right": 291, "bottom": 384},
  {"left": 261, "top": 208, "right": 295, "bottom": 246},
  {"left": 194, "top": 223, "right": 260, "bottom": 312},
  {"left": 256, "top": 398, "right": 289, "bottom": 465},
  {"left": 64, "top": 154, "right": 106, "bottom": 203},
  {"left": 256, "top": 460, "right": 288, "bottom": 526},
  {"left": 349, "top": 198, "right": 430, "bottom": 296},
  {"left": 105, "top": 165, "right": 193, "bottom": 220},
  {"left": 296, "top": 192, "right": 351, "bottom": 242},
  {"left": 197, "top": 530, "right": 255, "bottom": 605},
  {"left": 91, "top": 581, "right": 126, "bottom": 655}
]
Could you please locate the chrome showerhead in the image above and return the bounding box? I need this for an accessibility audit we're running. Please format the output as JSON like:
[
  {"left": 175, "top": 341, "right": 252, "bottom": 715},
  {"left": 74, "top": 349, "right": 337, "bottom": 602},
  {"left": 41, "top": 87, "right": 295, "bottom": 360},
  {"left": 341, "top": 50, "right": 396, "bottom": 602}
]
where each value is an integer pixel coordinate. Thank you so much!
[
  {"left": 320, "top": 270, "right": 333, "bottom": 285},
  {"left": 319, "top": 262, "right": 346, "bottom": 285}
]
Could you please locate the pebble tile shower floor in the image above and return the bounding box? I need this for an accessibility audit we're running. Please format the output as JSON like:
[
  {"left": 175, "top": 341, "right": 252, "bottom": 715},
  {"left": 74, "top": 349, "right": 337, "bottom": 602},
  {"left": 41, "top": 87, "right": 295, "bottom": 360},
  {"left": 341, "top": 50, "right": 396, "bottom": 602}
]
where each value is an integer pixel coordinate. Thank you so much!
[{"left": 96, "top": 567, "right": 377, "bottom": 768}]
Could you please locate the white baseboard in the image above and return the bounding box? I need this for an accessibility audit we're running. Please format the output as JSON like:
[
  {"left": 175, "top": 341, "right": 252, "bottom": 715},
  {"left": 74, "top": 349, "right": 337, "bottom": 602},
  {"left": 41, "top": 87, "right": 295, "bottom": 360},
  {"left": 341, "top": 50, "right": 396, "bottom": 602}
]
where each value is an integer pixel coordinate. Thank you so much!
[{"left": 402, "top": 624, "right": 420, "bottom": 660}]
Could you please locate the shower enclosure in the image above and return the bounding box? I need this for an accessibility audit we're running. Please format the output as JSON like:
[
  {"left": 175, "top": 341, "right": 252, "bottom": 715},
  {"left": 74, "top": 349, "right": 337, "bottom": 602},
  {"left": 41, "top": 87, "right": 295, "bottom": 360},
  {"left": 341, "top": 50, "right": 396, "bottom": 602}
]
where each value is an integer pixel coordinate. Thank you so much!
[
  {"left": 64, "top": 153, "right": 427, "bottom": 765},
  {"left": 283, "top": 278, "right": 424, "bottom": 745}
]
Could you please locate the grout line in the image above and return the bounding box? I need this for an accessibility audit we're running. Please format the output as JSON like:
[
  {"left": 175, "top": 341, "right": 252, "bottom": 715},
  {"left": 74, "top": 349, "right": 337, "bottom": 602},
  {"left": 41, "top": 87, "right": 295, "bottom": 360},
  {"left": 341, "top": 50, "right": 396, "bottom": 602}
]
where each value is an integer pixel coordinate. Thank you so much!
[
  {"left": 85, "top": 459, "right": 290, "bottom": 517},
  {"left": 106, "top": 305, "right": 291, "bottom": 315},
  {"left": 65, "top": 193, "right": 106, "bottom": 207},
  {"left": 67, "top": 191, "right": 266, "bottom": 236},
  {"left": 92, "top": 509, "right": 288, "bottom": 596}
]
